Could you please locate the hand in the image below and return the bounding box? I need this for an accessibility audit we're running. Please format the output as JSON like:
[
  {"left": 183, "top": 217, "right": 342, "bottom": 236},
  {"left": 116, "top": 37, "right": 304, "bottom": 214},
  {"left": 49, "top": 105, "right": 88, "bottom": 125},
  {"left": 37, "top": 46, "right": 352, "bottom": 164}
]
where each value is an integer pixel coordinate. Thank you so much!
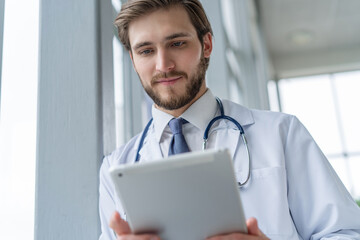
[
  {"left": 206, "top": 217, "right": 269, "bottom": 240},
  {"left": 109, "top": 211, "right": 161, "bottom": 240}
]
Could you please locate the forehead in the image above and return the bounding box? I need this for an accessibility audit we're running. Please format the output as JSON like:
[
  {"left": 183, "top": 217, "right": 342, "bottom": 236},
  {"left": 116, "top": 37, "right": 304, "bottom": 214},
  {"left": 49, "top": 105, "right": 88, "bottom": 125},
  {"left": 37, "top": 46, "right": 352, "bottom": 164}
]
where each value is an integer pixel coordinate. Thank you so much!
[{"left": 128, "top": 6, "right": 198, "bottom": 48}]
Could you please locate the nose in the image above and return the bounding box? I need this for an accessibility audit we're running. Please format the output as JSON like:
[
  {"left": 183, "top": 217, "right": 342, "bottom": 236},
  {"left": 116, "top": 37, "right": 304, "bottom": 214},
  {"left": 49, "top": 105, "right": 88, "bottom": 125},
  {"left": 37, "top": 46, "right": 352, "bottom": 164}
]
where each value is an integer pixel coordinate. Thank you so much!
[{"left": 155, "top": 49, "right": 175, "bottom": 72}]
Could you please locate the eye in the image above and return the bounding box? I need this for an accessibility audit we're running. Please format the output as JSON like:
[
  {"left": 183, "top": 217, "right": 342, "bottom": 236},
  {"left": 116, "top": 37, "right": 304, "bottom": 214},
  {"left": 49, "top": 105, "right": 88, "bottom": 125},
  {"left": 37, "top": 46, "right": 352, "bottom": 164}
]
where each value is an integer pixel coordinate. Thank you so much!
[
  {"left": 139, "top": 49, "right": 153, "bottom": 56},
  {"left": 172, "top": 41, "right": 185, "bottom": 47}
]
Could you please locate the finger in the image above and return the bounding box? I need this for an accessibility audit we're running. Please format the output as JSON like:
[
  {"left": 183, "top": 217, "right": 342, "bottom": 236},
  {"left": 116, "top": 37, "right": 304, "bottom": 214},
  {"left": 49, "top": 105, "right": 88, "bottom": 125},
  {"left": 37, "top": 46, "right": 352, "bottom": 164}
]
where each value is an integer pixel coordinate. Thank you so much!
[
  {"left": 117, "top": 234, "right": 161, "bottom": 240},
  {"left": 109, "top": 211, "right": 132, "bottom": 236},
  {"left": 246, "top": 217, "right": 267, "bottom": 237},
  {"left": 246, "top": 217, "right": 260, "bottom": 236},
  {"left": 206, "top": 218, "right": 268, "bottom": 240},
  {"left": 206, "top": 232, "right": 252, "bottom": 240}
]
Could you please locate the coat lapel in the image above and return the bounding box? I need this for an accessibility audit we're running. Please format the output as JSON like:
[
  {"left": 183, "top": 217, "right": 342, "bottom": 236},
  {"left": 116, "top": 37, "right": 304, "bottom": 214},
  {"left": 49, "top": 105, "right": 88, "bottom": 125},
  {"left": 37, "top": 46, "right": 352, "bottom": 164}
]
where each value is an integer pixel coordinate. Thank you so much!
[
  {"left": 215, "top": 100, "right": 255, "bottom": 184},
  {"left": 214, "top": 121, "right": 241, "bottom": 159},
  {"left": 137, "top": 126, "right": 163, "bottom": 162},
  {"left": 213, "top": 99, "right": 255, "bottom": 159}
]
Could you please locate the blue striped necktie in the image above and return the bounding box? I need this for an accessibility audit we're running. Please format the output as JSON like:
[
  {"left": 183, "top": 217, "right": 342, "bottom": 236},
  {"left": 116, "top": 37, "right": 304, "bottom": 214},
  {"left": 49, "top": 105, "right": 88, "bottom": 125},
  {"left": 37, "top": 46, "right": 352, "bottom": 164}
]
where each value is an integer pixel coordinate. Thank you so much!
[{"left": 168, "top": 118, "right": 190, "bottom": 156}]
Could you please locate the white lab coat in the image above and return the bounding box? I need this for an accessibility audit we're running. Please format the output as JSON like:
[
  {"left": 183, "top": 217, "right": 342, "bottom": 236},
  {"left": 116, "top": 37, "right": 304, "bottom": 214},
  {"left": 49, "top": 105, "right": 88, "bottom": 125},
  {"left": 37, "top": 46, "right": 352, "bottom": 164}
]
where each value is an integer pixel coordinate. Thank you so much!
[{"left": 99, "top": 99, "right": 360, "bottom": 240}]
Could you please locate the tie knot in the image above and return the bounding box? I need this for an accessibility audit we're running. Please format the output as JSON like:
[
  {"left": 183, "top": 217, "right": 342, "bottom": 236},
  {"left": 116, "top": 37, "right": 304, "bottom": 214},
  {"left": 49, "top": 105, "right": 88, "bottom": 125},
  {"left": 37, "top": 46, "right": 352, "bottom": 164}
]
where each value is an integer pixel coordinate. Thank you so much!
[{"left": 168, "top": 118, "right": 187, "bottom": 135}]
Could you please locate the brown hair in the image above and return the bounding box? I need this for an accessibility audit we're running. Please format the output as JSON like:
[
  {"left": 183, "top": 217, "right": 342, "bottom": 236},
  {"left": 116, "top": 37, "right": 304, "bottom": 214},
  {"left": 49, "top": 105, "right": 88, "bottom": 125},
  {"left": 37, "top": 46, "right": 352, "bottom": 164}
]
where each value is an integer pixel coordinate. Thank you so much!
[{"left": 114, "top": 0, "right": 213, "bottom": 51}]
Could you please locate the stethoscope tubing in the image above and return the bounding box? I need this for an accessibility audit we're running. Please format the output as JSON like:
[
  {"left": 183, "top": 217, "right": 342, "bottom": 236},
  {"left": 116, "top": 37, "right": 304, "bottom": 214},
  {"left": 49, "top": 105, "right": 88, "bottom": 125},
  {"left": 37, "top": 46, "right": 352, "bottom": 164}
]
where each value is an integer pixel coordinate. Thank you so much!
[{"left": 135, "top": 97, "right": 251, "bottom": 187}]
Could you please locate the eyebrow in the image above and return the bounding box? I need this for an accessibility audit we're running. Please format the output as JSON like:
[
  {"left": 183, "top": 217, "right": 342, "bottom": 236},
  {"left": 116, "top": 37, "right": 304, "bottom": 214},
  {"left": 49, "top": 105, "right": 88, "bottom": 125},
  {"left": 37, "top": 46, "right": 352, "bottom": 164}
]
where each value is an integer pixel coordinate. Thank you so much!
[
  {"left": 132, "top": 32, "right": 192, "bottom": 51},
  {"left": 164, "top": 32, "right": 191, "bottom": 41},
  {"left": 133, "top": 41, "right": 152, "bottom": 51}
]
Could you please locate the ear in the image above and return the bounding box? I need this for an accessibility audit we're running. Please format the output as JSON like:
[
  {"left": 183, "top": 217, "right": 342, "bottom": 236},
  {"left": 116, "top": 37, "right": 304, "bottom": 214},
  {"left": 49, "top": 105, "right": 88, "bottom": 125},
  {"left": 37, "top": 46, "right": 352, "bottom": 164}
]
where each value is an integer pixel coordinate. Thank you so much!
[{"left": 202, "top": 32, "right": 213, "bottom": 58}]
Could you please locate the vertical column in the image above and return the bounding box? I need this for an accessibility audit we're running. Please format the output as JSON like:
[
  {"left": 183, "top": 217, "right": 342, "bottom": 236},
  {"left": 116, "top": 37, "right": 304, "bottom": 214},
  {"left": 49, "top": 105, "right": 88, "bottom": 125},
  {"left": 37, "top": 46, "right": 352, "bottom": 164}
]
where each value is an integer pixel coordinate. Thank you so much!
[
  {"left": 122, "top": 46, "right": 145, "bottom": 141},
  {"left": 100, "top": 0, "right": 116, "bottom": 155},
  {"left": 226, "top": 0, "right": 270, "bottom": 109},
  {"left": 202, "top": 0, "right": 230, "bottom": 99},
  {"left": 0, "top": 0, "right": 5, "bottom": 112},
  {"left": 120, "top": 0, "right": 147, "bottom": 141},
  {"left": 35, "top": 0, "right": 113, "bottom": 238}
]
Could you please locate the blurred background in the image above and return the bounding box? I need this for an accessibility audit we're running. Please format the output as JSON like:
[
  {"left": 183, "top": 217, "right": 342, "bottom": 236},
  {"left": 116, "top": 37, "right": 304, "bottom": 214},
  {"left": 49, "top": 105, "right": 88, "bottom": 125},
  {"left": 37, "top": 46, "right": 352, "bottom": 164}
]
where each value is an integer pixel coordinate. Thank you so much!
[{"left": 0, "top": 0, "right": 359, "bottom": 239}]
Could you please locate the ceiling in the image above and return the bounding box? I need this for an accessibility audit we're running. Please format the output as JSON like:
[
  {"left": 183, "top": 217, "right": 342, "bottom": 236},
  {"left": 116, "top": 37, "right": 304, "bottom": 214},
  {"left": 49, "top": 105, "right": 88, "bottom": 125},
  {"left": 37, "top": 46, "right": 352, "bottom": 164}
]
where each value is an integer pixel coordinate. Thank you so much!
[{"left": 257, "top": 0, "right": 360, "bottom": 78}]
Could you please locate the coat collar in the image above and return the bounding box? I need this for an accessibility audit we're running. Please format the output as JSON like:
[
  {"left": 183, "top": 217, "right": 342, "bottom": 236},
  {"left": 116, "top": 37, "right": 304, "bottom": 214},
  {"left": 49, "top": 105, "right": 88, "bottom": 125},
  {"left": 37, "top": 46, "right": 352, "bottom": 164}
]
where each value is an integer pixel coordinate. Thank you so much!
[
  {"left": 220, "top": 99, "right": 255, "bottom": 127},
  {"left": 136, "top": 97, "right": 255, "bottom": 162},
  {"left": 136, "top": 124, "right": 163, "bottom": 162},
  {"left": 216, "top": 99, "right": 254, "bottom": 158}
]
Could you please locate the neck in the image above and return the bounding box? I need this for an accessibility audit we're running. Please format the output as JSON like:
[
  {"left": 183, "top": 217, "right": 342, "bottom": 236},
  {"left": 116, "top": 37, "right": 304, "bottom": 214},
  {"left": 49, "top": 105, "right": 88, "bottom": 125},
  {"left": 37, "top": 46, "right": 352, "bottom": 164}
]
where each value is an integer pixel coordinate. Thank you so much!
[{"left": 156, "top": 86, "right": 208, "bottom": 118}]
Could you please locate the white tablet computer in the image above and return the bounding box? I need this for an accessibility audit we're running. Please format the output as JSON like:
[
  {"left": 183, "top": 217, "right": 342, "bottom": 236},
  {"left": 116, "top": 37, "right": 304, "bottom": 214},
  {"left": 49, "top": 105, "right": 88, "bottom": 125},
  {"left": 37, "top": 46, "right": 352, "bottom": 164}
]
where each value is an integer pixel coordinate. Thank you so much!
[{"left": 109, "top": 148, "right": 247, "bottom": 240}]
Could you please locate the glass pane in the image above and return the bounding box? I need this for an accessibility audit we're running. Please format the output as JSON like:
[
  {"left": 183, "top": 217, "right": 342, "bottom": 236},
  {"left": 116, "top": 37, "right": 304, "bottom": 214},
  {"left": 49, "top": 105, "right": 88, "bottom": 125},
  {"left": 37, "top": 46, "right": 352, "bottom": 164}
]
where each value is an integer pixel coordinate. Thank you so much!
[
  {"left": 229, "top": 77, "right": 243, "bottom": 105},
  {"left": 0, "top": 0, "right": 39, "bottom": 239},
  {"left": 333, "top": 71, "right": 360, "bottom": 153},
  {"left": 330, "top": 155, "right": 360, "bottom": 200},
  {"left": 328, "top": 157, "right": 352, "bottom": 194},
  {"left": 113, "top": 36, "right": 124, "bottom": 148},
  {"left": 267, "top": 80, "right": 280, "bottom": 112},
  {"left": 348, "top": 156, "right": 360, "bottom": 199},
  {"left": 279, "top": 75, "right": 342, "bottom": 155}
]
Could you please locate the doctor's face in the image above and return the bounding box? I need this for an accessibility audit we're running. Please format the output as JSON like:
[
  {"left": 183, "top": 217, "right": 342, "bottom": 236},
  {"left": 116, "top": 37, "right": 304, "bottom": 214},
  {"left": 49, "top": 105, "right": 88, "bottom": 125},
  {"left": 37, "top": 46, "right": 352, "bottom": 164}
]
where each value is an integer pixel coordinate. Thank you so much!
[{"left": 128, "top": 6, "right": 212, "bottom": 113}]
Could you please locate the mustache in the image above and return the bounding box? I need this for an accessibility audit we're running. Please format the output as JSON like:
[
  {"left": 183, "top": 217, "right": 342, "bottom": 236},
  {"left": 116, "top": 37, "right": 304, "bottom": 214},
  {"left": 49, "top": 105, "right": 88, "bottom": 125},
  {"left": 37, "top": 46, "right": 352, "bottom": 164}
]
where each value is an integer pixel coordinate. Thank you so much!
[{"left": 152, "top": 71, "right": 188, "bottom": 83}]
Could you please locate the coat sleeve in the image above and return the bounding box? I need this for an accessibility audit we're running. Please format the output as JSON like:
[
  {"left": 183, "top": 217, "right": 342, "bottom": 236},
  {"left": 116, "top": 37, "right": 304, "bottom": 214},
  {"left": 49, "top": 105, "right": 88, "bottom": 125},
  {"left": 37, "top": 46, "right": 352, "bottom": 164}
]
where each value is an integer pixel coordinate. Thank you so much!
[
  {"left": 285, "top": 116, "right": 360, "bottom": 239},
  {"left": 98, "top": 135, "right": 140, "bottom": 240},
  {"left": 98, "top": 154, "right": 117, "bottom": 240}
]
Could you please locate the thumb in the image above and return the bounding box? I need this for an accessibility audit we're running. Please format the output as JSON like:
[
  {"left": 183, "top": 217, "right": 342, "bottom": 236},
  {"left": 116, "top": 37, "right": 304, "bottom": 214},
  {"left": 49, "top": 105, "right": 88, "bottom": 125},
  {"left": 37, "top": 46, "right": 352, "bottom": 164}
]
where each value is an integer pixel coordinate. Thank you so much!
[
  {"left": 109, "top": 211, "right": 131, "bottom": 236},
  {"left": 246, "top": 217, "right": 264, "bottom": 236}
]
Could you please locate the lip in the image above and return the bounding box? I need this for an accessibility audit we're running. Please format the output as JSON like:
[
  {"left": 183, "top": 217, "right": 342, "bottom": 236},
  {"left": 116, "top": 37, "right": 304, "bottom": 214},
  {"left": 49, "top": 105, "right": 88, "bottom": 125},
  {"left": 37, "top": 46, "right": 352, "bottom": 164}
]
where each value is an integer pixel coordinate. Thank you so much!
[{"left": 156, "top": 76, "right": 182, "bottom": 85}]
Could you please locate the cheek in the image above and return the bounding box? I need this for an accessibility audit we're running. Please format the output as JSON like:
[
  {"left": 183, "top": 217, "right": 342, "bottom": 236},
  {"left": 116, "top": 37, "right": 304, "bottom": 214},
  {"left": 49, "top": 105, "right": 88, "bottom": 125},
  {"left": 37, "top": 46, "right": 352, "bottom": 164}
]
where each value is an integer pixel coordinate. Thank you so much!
[
  {"left": 185, "top": 46, "right": 202, "bottom": 65},
  {"left": 134, "top": 59, "right": 154, "bottom": 81},
  {"left": 175, "top": 52, "right": 201, "bottom": 72}
]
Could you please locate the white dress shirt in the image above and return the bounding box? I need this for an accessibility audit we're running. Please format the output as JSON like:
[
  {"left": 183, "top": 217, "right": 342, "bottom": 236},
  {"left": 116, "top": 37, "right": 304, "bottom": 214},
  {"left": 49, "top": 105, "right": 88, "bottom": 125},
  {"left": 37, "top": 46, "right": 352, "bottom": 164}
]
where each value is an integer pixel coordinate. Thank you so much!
[{"left": 150, "top": 89, "right": 218, "bottom": 158}]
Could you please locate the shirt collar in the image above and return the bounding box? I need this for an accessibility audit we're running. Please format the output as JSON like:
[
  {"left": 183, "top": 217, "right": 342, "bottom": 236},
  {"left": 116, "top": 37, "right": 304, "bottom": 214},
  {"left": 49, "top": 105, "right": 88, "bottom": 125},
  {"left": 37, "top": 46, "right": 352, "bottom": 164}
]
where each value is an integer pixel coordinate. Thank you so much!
[
  {"left": 151, "top": 89, "right": 218, "bottom": 142},
  {"left": 152, "top": 105, "right": 174, "bottom": 143},
  {"left": 181, "top": 89, "right": 218, "bottom": 132}
]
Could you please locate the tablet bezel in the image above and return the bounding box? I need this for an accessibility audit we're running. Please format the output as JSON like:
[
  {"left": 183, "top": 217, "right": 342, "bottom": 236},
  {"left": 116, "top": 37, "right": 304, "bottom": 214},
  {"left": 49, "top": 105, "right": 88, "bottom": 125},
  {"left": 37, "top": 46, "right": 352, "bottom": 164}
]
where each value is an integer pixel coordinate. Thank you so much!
[{"left": 109, "top": 148, "right": 247, "bottom": 239}]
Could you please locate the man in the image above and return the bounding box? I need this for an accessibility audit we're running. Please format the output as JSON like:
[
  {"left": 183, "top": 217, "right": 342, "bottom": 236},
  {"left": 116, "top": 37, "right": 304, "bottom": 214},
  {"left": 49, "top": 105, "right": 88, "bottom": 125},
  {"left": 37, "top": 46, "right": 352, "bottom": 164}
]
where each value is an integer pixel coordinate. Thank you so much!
[{"left": 99, "top": 0, "right": 360, "bottom": 239}]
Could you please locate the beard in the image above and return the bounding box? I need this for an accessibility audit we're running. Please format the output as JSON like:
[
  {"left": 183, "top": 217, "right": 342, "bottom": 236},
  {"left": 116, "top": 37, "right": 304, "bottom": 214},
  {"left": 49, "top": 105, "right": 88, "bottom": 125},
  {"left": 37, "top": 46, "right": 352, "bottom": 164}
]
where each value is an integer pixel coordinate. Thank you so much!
[{"left": 140, "top": 56, "right": 207, "bottom": 110}]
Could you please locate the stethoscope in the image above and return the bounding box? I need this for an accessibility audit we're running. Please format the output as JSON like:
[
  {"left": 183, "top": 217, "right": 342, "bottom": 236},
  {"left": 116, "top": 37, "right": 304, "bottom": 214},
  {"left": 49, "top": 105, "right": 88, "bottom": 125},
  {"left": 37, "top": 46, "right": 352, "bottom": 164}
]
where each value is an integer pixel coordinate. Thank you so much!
[{"left": 135, "top": 97, "right": 251, "bottom": 187}]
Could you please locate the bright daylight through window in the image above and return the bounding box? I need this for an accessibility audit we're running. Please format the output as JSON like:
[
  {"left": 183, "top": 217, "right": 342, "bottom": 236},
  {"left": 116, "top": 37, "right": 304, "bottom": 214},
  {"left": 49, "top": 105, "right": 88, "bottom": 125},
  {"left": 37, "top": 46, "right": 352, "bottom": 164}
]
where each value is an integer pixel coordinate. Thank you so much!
[
  {"left": 269, "top": 71, "right": 360, "bottom": 203},
  {"left": 0, "top": 0, "right": 39, "bottom": 239}
]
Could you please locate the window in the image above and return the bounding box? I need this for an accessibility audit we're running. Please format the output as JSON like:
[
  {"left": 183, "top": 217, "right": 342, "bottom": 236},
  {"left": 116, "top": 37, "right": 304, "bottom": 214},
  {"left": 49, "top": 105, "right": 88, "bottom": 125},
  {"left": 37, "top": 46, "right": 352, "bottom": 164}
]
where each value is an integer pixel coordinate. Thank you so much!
[
  {"left": 268, "top": 71, "right": 360, "bottom": 199},
  {"left": 0, "top": 0, "right": 39, "bottom": 239}
]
